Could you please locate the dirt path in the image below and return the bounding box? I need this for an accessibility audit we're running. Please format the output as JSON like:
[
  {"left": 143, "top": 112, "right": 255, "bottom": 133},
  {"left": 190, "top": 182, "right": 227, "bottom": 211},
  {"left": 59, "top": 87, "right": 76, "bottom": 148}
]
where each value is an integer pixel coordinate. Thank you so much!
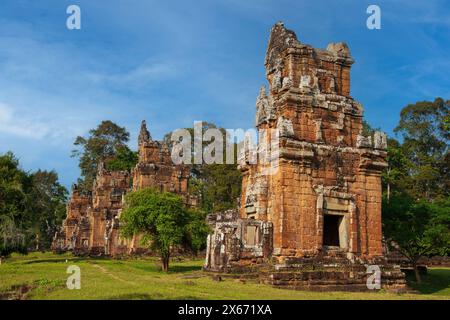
[{"left": 89, "top": 262, "right": 136, "bottom": 286}]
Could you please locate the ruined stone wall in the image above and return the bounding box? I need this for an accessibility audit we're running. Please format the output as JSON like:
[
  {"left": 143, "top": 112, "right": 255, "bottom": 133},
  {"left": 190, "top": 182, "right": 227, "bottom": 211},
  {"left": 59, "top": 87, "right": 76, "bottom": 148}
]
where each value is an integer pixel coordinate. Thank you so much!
[
  {"left": 52, "top": 187, "right": 91, "bottom": 252},
  {"left": 88, "top": 167, "right": 131, "bottom": 255},
  {"left": 204, "top": 209, "right": 273, "bottom": 272}
]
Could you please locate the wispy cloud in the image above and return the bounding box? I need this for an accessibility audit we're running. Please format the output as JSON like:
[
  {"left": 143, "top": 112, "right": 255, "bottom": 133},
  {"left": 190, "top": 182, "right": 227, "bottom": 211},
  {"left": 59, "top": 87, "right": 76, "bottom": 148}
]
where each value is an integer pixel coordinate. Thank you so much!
[
  {"left": 0, "top": 102, "right": 82, "bottom": 142},
  {"left": 395, "top": 58, "right": 450, "bottom": 98},
  {"left": 88, "top": 59, "right": 182, "bottom": 90},
  {"left": 0, "top": 0, "right": 449, "bottom": 187}
]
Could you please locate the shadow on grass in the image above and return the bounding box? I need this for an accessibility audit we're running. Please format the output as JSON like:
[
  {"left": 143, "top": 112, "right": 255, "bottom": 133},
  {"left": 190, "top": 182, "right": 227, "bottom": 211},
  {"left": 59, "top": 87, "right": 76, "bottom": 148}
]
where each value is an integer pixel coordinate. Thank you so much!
[
  {"left": 21, "top": 255, "right": 118, "bottom": 265},
  {"left": 108, "top": 293, "right": 161, "bottom": 300},
  {"left": 407, "top": 268, "right": 450, "bottom": 294},
  {"left": 128, "top": 264, "right": 159, "bottom": 273},
  {"left": 107, "top": 293, "right": 201, "bottom": 300},
  {"left": 23, "top": 258, "right": 81, "bottom": 264},
  {"left": 168, "top": 265, "right": 203, "bottom": 274},
  {"left": 129, "top": 262, "right": 202, "bottom": 274}
]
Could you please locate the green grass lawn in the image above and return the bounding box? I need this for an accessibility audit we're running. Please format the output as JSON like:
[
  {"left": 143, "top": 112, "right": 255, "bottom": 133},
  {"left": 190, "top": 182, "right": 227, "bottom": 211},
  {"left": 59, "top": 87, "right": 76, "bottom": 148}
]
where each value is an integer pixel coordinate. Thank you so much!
[
  {"left": 405, "top": 268, "right": 450, "bottom": 296},
  {"left": 0, "top": 252, "right": 449, "bottom": 300}
]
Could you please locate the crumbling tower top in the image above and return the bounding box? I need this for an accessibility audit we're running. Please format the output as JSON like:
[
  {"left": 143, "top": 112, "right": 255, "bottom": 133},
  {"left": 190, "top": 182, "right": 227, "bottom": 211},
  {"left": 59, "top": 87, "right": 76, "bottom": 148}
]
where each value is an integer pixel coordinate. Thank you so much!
[
  {"left": 264, "top": 22, "right": 354, "bottom": 98},
  {"left": 138, "top": 120, "right": 152, "bottom": 146}
]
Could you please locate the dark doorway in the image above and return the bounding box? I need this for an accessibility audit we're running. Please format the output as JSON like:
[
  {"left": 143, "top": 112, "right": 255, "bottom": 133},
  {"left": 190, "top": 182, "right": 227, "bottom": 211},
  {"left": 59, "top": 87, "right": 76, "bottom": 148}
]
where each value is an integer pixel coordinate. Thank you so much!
[{"left": 323, "top": 214, "right": 341, "bottom": 247}]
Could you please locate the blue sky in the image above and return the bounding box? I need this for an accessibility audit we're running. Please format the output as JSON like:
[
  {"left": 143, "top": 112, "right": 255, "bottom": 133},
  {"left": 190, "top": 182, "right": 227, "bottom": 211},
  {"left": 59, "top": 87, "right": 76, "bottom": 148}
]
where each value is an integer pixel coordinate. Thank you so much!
[{"left": 0, "top": 0, "right": 449, "bottom": 188}]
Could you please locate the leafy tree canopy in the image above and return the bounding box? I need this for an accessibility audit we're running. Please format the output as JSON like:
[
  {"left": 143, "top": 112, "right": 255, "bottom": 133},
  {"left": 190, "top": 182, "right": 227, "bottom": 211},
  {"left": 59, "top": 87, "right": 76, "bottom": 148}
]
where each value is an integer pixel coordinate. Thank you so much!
[
  {"left": 184, "top": 208, "right": 211, "bottom": 256},
  {"left": 29, "top": 170, "right": 68, "bottom": 249},
  {"left": 120, "top": 189, "right": 189, "bottom": 272},
  {"left": 105, "top": 145, "right": 138, "bottom": 172},
  {"left": 164, "top": 122, "right": 242, "bottom": 212},
  {"left": 72, "top": 120, "right": 130, "bottom": 191},
  {"left": 394, "top": 98, "right": 449, "bottom": 199},
  {"left": 0, "top": 152, "right": 67, "bottom": 259},
  {"left": 383, "top": 193, "right": 450, "bottom": 282},
  {"left": 120, "top": 188, "right": 211, "bottom": 270}
]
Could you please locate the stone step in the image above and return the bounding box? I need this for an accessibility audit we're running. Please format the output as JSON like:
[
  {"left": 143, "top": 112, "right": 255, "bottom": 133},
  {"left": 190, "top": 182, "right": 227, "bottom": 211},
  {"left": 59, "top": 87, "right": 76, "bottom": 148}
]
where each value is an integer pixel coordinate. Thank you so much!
[{"left": 262, "top": 268, "right": 407, "bottom": 292}]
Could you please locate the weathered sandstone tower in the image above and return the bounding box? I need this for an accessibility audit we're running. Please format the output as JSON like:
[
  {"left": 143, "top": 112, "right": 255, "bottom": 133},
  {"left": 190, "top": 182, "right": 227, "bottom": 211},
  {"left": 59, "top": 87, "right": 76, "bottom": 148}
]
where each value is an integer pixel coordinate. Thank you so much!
[{"left": 204, "top": 23, "right": 405, "bottom": 291}]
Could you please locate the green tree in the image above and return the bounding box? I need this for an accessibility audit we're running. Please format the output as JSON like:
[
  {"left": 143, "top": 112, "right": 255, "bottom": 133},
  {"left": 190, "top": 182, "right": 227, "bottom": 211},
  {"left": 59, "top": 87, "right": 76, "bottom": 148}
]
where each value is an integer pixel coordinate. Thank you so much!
[
  {"left": 164, "top": 122, "right": 242, "bottom": 212},
  {"left": 0, "top": 216, "right": 27, "bottom": 264},
  {"left": 72, "top": 121, "right": 130, "bottom": 191},
  {"left": 0, "top": 152, "right": 31, "bottom": 260},
  {"left": 185, "top": 209, "right": 211, "bottom": 256},
  {"left": 0, "top": 152, "right": 68, "bottom": 255},
  {"left": 120, "top": 189, "right": 188, "bottom": 272},
  {"left": 383, "top": 194, "right": 450, "bottom": 283},
  {"left": 29, "top": 170, "right": 68, "bottom": 249},
  {"left": 360, "top": 120, "right": 408, "bottom": 201},
  {"left": 382, "top": 138, "right": 410, "bottom": 202},
  {"left": 394, "top": 98, "right": 449, "bottom": 200},
  {"left": 105, "top": 145, "right": 138, "bottom": 172},
  {"left": 0, "top": 152, "right": 32, "bottom": 231},
  {"left": 195, "top": 163, "right": 241, "bottom": 211}
]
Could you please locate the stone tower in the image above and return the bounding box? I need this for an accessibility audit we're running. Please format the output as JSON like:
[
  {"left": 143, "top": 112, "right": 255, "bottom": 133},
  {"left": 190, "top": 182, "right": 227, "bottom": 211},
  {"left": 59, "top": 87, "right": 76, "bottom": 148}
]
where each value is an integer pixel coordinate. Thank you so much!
[
  {"left": 133, "top": 120, "right": 191, "bottom": 197},
  {"left": 205, "top": 23, "right": 405, "bottom": 291},
  {"left": 53, "top": 120, "right": 194, "bottom": 256},
  {"left": 243, "top": 21, "right": 388, "bottom": 259}
]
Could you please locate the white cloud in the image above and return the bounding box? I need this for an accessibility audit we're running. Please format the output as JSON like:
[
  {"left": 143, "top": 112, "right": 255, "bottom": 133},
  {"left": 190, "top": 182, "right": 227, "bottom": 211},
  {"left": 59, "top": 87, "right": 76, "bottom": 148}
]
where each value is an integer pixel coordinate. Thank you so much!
[
  {"left": 121, "top": 61, "right": 179, "bottom": 84},
  {"left": 0, "top": 102, "right": 82, "bottom": 142},
  {"left": 88, "top": 59, "right": 181, "bottom": 90}
]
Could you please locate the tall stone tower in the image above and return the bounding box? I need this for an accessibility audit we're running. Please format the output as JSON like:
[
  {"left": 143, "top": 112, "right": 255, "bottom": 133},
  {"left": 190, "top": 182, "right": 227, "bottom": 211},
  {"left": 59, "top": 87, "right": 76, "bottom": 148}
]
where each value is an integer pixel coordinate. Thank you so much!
[
  {"left": 205, "top": 23, "right": 404, "bottom": 291},
  {"left": 242, "top": 21, "right": 388, "bottom": 259}
]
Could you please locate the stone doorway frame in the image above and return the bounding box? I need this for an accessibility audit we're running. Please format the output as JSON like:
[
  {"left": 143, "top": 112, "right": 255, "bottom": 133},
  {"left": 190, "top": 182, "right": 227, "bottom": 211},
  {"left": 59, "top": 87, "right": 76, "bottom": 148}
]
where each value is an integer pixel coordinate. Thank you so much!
[{"left": 314, "top": 185, "right": 356, "bottom": 254}]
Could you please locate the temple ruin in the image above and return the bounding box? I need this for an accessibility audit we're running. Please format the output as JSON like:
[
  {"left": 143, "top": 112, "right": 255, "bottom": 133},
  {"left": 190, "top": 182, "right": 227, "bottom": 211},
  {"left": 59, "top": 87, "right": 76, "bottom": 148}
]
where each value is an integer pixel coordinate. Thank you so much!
[
  {"left": 54, "top": 22, "right": 406, "bottom": 291},
  {"left": 204, "top": 22, "right": 406, "bottom": 291},
  {"left": 52, "top": 120, "right": 194, "bottom": 256}
]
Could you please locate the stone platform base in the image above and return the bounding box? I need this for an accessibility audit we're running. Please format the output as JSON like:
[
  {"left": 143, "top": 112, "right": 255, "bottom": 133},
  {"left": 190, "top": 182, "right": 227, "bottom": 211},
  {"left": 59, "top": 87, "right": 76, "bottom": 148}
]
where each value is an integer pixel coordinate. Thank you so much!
[
  {"left": 263, "top": 267, "right": 406, "bottom": 292},
  {"left": 204, "top": 252, "right": 407, "bottom": 292}
]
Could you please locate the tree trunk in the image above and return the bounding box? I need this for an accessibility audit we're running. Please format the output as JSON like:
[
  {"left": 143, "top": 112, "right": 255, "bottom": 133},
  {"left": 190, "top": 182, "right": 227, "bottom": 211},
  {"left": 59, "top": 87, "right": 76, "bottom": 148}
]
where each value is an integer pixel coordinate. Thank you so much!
[
  {"left": 413, "top": 263, "right": 422, "bottom": 284},
  {"left": 387, "top": 183, "right": 390, "bottom": 203},
  {"left": 162, "top": 254, "right": 170, "bottom": 272},
  {"left": 0, "top": 256, "right": 2, "bottom": 265}
]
